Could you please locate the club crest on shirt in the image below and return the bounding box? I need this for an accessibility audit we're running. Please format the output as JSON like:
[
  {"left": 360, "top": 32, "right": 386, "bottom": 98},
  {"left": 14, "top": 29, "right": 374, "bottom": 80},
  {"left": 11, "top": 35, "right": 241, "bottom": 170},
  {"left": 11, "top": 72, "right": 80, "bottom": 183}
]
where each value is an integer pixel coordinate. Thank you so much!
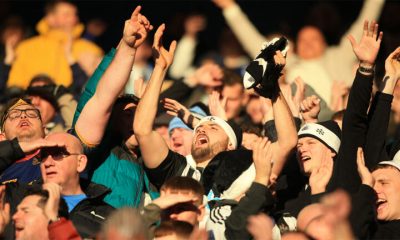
[{"left": 32, "top": 157, "right": 40, "bottom": 165}]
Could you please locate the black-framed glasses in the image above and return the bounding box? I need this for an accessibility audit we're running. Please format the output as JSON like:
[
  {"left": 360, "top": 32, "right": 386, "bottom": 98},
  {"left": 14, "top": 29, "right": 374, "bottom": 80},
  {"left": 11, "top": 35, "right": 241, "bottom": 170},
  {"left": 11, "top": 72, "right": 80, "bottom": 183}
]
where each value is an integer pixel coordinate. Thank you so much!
[
  {"left": 5, "top": 108, "right": 40, "bottom": 121},
  {"left": 40, "top": 147, "right": 80, "bottom": 161}
]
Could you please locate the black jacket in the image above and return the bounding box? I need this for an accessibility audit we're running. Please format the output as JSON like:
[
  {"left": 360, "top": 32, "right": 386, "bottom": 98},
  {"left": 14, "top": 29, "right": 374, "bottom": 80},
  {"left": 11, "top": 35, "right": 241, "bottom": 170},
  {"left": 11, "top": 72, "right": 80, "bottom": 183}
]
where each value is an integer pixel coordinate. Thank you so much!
[{"left": 0, "top": 138, "right": 25, "bottom": 173}]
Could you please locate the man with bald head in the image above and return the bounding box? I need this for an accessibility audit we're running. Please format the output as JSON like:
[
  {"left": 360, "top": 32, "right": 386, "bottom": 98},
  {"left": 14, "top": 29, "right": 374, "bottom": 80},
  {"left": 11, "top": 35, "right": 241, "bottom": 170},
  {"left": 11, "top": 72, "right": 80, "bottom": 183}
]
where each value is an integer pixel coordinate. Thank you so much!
[{"left": 2, "top": 132, "right": 114, "bottom": 239}]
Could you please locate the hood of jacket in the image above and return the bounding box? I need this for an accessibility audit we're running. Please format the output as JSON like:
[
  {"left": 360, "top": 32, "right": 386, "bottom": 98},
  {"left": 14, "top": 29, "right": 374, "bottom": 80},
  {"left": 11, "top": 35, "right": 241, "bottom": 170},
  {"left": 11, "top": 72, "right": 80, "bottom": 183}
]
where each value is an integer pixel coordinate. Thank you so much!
[{"left": 36, "top": 18, "right": 85, "bottom": 40}]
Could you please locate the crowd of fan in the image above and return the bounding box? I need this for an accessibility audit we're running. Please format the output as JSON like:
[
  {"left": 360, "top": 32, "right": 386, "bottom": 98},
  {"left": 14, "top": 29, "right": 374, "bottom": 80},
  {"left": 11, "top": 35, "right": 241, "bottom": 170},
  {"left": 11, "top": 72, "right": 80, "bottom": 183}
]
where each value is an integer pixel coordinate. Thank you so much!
[{"left": 0, "top": 0, "right": 399, "bottom": 239}]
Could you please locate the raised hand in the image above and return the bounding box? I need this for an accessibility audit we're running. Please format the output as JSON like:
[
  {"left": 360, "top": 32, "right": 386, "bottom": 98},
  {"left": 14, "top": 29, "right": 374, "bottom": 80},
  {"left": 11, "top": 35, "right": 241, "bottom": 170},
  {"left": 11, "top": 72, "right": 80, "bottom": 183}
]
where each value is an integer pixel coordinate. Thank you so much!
[
  {"left": 152, "top": 24, "right": 177, "bottom": 69},
  {"left": 42, "top": 182, "right": 62, "bottom": 222},
  {"left": 19, "top": 138, "right": 65, "bottom": 155},
  {"left": 252, "top": 137, "right": 273, "bottom": 186},
  {"left": 356, "top": 147, "right": 374, "bottom": 187},
  {"left": 247, "top": 213, "right": 273, "bottom": 240},
  {"left": 186, "top": 63, "right": 224, "bottom": 88},
  {"left": 300, "top": 95, "right": 321, "bottom": 123},
  {"left": 309, "top": 155, "right": 334, "bottom": 194},
  {"left": 348, "top": 20, "right": 383, "bottom": 65},
  {"left": 123, "top": 6, "right": 153, "bottom": 49},
  {"left": 208, "top": 91, "right": 228, "bottom": 121},
  {"left": 163, "top": 98, "right": 200, "bottom": 128},
  {"left": 0, "top": 186, "right": 10, "bottom": 235},
  {"left": 212, "top": 0, "right": 235, "bottom": 9},
  {"left": 385, "top": 47, "right": 400, "bottom": 81},
  {"left": 152, "top": 194, "right": 198, "bottom": 210},
  {"left": 184, "top": 14, "right": 207, "bottom": 38}
]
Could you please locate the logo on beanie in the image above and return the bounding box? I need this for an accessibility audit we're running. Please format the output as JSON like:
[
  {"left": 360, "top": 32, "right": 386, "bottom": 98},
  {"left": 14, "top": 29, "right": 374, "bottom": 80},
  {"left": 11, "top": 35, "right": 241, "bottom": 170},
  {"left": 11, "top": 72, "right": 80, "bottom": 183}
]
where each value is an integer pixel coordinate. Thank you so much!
[{"left": 316, "top": 128, "right": 325, "bottom": 135}]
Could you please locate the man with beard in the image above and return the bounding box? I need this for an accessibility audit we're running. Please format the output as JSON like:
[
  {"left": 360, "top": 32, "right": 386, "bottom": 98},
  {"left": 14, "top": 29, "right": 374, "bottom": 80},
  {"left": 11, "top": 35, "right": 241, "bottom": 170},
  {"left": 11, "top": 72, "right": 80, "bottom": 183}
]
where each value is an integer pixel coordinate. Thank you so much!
[{"left": 134, "top": 44, "right": 296, "bottom": 200}]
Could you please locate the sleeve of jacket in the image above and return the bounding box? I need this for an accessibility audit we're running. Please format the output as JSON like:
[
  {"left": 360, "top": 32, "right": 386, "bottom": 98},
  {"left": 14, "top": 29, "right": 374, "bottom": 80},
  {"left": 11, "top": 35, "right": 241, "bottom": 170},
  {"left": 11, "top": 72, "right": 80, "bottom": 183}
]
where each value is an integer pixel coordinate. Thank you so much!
[
  {"left": 349, "top": 184, "right": 377, "bottom": 239},
  {"left": 48, "top": 218, "right": 82, "bottom": 240},
  {"left": 70, "top": 63, "right": 88, "bottom": 95},
  {"left": 0, "top": 138, "right": 25, "bottom": 173},
  {"left": 72, "top": 48, "right": 116, "bottom": 127},
  {"left": 0, "top": 62, "right": 11, "bottom": 93},
  {"left": 364, "top": 92, "right": 393, "bottom": 168},
  {"left": 328, "top": 71, "right": 373, "bottom": 193},
  {"left": 225, "top": 182, "right": 274, "bottom": 240}
]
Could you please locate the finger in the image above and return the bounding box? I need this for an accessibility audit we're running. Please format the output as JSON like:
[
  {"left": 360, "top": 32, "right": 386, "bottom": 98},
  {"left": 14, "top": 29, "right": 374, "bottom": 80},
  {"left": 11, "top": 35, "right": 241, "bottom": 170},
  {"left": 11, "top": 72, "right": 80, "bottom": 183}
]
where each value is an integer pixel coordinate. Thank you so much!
[
  {"left": 168, "top": 40, "right": 177, "bottom": 56},
  {"left": 153, "top": 24, "right": 165, "bottom": 48},
  {"left": 166, "top": 110, "right": 178, "bottom": 117},
  {"left": 357, "top": 147, "right": 365, "bottom": 167},
  {"left": 347, "top": 35, "right": 356, "bottom": 49},
  {"left": 4, "top": 203, "right": 10, "bottom": 217},
  {"left": 373, "top": 23, "right": 379, "bottom": 40},
  {"left": 221, "top": 96, "right": 227, "bottom": 108},
  {"left": 363, "top": 20, "right": 369, "bottom": 36},
  {"left": 377, "top": 31, "right": 383, "bottom": 44},
  {"left": 130, "top": 5, "right": 142, "bottom": 22},
  {"left": 369, "top": 20, "right": 375, "bottom": 37}
]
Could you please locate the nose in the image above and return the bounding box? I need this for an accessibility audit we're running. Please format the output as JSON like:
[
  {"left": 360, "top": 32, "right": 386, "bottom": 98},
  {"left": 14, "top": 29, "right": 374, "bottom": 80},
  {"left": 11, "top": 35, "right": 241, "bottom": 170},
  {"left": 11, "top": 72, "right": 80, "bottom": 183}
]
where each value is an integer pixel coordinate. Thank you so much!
[
  {"left": 12, "top": 210, "right": 21, "bottom": 221},
  {"left": 41, "top": 156, "right": 55, "bottom": 166}
]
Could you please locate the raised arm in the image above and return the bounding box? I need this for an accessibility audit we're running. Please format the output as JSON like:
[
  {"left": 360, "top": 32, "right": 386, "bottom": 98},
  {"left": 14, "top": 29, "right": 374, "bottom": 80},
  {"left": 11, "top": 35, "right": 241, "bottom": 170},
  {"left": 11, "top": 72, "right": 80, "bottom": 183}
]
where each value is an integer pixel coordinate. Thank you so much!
[
  {"left": 270, "top": 52, "right": 298, "bottom": 182},
  {"left": 212, "top": 0, "right": 266, "bottom": 58},
  {"left": 328, "top": 21, "right": 382, "bottom": 193},
  {"left": 364, "top": 47, "right": 400, "bottom": 167},
  {"left": 74, "top": 6, "right": 152, "bottom": 146},
  {"left": 134, "top": 24, "right": 177, "bottom": 169}
]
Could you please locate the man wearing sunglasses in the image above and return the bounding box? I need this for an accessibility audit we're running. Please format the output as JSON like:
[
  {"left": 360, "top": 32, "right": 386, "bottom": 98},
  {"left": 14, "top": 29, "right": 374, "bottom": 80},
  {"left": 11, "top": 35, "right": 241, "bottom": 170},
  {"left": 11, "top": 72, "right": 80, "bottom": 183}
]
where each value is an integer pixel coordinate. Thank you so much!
[{"left": 1, "top": 132, "right": 113, "bottom": 239}]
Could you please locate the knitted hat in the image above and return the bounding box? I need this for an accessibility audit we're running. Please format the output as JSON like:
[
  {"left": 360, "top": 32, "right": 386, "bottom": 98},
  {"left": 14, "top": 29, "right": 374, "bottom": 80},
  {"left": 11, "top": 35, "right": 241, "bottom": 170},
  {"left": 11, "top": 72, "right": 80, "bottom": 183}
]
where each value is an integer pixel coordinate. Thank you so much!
[
  {"left": 168, "top": 106, "right": 207, "bottom": 133},
  {"left": 298, "top": 120, "right": 341, "bottom": 154},
  {"left": 378, "top": 157, "right": 400, "bottom": 172},
  {"left": 25, "top": 85, "right": 59, "bottom": 111},
  {"left": 194, "top": 116, "right": 242, "bottom": 149}
]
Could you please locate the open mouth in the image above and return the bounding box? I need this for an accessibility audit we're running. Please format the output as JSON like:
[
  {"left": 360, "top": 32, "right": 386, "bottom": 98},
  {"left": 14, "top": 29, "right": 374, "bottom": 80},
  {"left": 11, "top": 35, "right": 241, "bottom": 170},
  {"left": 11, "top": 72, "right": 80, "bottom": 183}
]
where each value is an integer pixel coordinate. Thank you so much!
[
  {"left": 301, "top": 156, "right": 311, "bottom": 162},
  {"left": 18, "top": 121, "right": 30, "bottom": 128},
  {"left": 172, "top": 142, "right": 183, "bottom": 149},
  {"left": 376, "top": 198, "right": 387, "bottom": 211},
  {"left": 195, "top": 134, "right": 209, "bottom": 147}
]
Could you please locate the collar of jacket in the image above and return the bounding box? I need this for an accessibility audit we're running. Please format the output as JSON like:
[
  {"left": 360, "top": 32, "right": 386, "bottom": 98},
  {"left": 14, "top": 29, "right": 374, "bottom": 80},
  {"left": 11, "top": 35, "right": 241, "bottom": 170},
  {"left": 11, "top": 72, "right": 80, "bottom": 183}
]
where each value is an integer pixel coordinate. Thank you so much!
[
  {"left": 79, "top": 178, "right": 111, "bottom": 200},
  {"left": 36, "top": 18, "right": 84, "bottom": 40}
]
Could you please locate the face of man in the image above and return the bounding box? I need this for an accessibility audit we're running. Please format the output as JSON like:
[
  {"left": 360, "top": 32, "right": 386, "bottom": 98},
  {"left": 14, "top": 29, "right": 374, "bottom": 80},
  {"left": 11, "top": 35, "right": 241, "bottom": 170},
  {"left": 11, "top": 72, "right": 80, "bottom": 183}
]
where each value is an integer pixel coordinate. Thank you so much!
[
  {"left": 372, "top": 167, "right": 400, "bottom": 221},
  {"left": 222, "top": 84, "right": 244, "bottom": 120},
  {"left": 191, "top": 122, "right": 230, "bottom": 164},
  {"left": 40, "top": 133, "right": 86, "bottom": 192},
  {"left": 160, "top": 189, "right": 204, "bottom": 226},
  {"left": 246, "top": 97, "right": 264, "bottom": 124},
  {"left": 296, "top": 26, "right": 326, "bottom": 60},
  {"left": 51, "top": 2, "right": 78, "bottom": 31},
  {"left": 12, "top": 195, "right": 49, "bottom": 240},
  {"left": 170, "top": 128, "right": 193, "bottom": 156},
  {"left": 2, "top": 104, "right": 44, "bottom": 141},
  {"left": 297, "top": 137, "right": 335, "bottom": 175},
  {"left": 29, "top": 96, "right": 56, "bottom": 125}
]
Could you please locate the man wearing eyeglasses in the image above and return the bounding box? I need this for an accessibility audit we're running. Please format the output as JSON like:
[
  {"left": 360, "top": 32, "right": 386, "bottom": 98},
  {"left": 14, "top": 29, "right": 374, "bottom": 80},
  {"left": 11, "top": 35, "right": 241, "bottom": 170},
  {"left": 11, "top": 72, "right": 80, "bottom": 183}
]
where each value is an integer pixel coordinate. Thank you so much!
[{"left": 0, "top": 98, "right": 48, "bottom": 184}]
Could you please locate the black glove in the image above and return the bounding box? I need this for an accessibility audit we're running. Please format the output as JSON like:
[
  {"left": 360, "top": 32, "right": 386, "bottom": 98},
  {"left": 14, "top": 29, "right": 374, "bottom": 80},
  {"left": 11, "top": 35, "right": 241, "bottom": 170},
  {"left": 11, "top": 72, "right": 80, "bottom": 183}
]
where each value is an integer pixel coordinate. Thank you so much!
[{"left": 243, "top": 37, "right": 289, "bottom": 100}]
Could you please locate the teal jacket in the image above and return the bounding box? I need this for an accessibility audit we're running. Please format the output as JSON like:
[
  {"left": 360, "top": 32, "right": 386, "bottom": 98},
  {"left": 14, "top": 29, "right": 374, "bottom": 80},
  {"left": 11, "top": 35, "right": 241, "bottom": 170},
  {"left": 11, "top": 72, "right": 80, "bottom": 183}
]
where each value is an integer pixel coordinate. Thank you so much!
[{"left": 72, "top": 48, "right": 158, "bottom": 208}]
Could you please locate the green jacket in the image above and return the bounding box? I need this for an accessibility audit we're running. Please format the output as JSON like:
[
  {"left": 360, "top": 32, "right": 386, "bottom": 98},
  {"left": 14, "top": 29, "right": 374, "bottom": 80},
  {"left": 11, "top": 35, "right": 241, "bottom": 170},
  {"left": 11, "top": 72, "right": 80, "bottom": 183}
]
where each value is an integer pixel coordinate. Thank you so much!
[{"left": 72, "top": 48, "right": 158, "bottom": 208}]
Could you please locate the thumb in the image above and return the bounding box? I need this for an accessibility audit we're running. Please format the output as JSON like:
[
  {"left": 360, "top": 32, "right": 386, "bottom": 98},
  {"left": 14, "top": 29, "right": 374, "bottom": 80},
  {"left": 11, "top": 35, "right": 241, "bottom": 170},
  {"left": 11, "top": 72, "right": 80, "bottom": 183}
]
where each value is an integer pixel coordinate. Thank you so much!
[{"left": 347, "top": 35, "right": 356, "bottom": 49}]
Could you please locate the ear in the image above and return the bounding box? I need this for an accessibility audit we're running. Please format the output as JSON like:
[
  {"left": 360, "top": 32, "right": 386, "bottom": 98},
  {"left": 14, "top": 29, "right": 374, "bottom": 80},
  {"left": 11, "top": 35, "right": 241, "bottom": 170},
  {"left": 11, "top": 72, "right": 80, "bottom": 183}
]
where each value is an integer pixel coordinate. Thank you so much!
[
  {"left": 76, "top": 155, "right": 88, "bottom": 173},
  {"left": 330, "top": 150, "right": 337, "bottom": 158},
  {"left": 0, "top": 133, "right": 6, "bottom": 141},
  {"left": 197, "top": 204, "right": 206, "bottom": 222},
  {"left": 241, "top": 92, "right": 250, "bottom": 106},
  {"left": 227, "top": 142, "right": 235, "bottom": 151}
]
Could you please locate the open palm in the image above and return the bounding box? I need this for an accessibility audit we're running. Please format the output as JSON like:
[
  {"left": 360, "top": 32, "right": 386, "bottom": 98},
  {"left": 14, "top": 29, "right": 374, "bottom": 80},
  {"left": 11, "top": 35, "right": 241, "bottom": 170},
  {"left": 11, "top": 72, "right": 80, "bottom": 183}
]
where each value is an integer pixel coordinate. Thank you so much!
[
  {"left": 348, "top": 20, "right": 383, "bottom": 64},
  {"left": 152, "top": 24, "right": 177, "bottom": 69}
]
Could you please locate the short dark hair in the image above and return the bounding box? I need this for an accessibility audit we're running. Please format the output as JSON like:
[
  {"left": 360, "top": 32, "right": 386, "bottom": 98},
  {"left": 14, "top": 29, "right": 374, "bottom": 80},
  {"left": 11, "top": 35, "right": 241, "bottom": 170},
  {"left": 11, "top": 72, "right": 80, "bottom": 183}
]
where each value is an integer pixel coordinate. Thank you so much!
[
  {"left": 161, "top": 176, "right": 204, "bottom": 204},
  {"left": 29, "top": 74, "right": 55, "bottom": 87},
  {"left": 154, "top": 220, "right": 194, "bottom": 238},
  {"left": 22, "top": 186, "right": 69, "bottom": 219},
  {"left": 0, "top": 98, "right": 41, "bottom": 131},
  {"left": 222, "top": 69, "right": 243, "bottom": 88},
  {"left": 45, "top": 0, "right": 76, "bottom": 15}
]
